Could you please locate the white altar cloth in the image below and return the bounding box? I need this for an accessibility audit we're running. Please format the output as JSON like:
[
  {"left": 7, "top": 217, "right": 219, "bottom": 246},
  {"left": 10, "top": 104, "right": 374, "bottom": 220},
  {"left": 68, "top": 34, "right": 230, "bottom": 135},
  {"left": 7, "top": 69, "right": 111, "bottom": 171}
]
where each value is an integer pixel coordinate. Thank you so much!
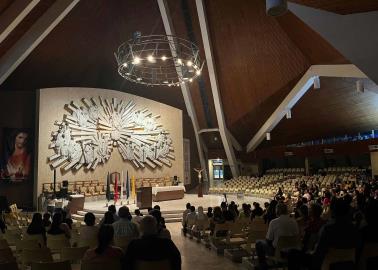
[{"left": 151, "top": 186, "right": 186, "bottom": 195}]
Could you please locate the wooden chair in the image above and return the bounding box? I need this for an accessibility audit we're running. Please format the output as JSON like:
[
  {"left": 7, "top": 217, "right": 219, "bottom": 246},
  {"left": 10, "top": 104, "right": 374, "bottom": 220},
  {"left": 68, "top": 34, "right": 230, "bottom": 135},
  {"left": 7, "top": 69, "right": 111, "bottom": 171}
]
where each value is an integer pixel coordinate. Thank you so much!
[
  {"left": 267, "top": 235, "right": 300, "bottom": 266},
  {"left": 241, "top": 229, "right": 267, "bottom": 254},
  {"left": 0, "top": 239, "right": 9, "bottom": 249},
  {"left": 359, "top": 242, "right": 378, "bottom": 270},
  {"left": 23, "top": 234, "right": 45, "bottom": 247},
  {"left": 114, "top": 236, "right": 131, "bottom": 252},
  {"left": 78, "top": 236, "right": 97, "bottom": 249},
  {"left": 222, "top": 222, "right": 247, "bottom": 246},
  {"left": 46, "top": 234, "right": 70, "bottom": 253},
  {"left": 89, "top": 186, "right": 98, "bottom": 196},
  {"left": 31, "top": 260, "right": 72, "bottom": 270},
  {"left": 81, "top": 260, "right": 122, "bottom": 270},
  {"left": 21, "top": 248, "right": 53, "bottom": 269},
  {"left": 210, "top": 223, "right": 230, "bottom": 244},
  {"left": 321, "top": 248, "right": 355, "bottom": 270},
  {"left": 0, "top": 247, "right": 16, "bottom": 262},
  {"left": 135, "top": 259, "right": 171, "bottom": 270},
  {"left": 95, "top": 185, "right": 105, "bottom": 195},
  {"left": 15, "top": 239, "right": 40, "bottom": 253},
  {"left": 61, "top": 246, "right": 89, "bottom": 263},
  {"left": 0, "top": 261, "right": 19, "bottom": 270}
]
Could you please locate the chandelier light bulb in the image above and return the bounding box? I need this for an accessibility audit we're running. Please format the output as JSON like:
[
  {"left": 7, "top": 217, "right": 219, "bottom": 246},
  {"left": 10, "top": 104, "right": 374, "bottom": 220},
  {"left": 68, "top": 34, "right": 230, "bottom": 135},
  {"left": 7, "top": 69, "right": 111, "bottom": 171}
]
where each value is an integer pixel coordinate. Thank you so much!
[
  {"left": 147, "top": 55, "right": 154, "bottom": 62},
  {"left": 196, "top": 70, "right": 201, "bottom": 75},
  {"left": 187, "top": 60, "right": 193, "bottom": 67},
  {"left": 137, "top": 77, "right": 142, "bottom": 81},
  {"left": 161, "top": 56, "right": 167, "bottom": 61},
  {"left": 189, "top": 78, "right": 193, "bottom": 82},
  {"left": 122, "top": 63, "right": 127, "bottom": 67},
  {"left": 132, "top": 56, "right": 141, "bottom": 65}
]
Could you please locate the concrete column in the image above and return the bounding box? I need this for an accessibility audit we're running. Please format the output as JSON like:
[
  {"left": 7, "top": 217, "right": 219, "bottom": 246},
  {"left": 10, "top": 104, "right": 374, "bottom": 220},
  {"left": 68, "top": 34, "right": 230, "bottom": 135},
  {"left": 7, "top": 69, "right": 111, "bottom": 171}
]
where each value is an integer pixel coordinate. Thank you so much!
[
  {"left": 370, "top": 152, "right": 378, "bottom": 177},
  {"left": 305, "top": 157, "right": 310, "bottom": 176}
]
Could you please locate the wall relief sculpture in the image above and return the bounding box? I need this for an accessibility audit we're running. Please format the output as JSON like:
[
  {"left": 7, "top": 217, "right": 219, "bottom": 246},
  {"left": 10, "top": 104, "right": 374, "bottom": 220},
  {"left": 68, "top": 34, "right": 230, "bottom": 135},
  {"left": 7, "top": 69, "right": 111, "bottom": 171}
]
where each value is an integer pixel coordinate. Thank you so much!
[{"left": 48, "top": 97, "right": 175, "bottom": 171}]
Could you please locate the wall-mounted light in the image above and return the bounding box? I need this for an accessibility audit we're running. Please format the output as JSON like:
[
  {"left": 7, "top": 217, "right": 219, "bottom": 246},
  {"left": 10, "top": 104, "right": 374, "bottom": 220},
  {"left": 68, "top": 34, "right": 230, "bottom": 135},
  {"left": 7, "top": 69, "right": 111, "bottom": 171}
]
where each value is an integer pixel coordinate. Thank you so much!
[
  {"left": 313, "top": 76, "right": 320, "bottom": 89},
  {"left": 286, "top": 109, "right": 292, "bottom": 119},
  {"left": 356, "top": 80, "right": 364, "bottom": 93},
  {"left": 266, "top": 132, "right": 271, "bottom": 141}
]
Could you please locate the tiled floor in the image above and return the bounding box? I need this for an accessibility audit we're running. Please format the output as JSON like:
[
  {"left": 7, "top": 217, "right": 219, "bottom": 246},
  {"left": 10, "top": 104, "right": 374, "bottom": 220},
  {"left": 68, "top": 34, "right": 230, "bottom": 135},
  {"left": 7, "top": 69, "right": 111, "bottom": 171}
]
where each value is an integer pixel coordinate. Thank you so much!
[{"left": 166, "top": 223, "right": 245, "bottom": 270}]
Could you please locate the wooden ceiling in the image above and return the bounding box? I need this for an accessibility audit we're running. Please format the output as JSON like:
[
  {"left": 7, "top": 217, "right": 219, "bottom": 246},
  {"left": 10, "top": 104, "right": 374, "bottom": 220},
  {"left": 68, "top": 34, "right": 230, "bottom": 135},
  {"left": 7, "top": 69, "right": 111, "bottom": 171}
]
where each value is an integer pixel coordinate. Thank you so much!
[
  {"left": 289, "top": 0, "right": 378, "bottom": 15},
  {"left": 259, "top": 77, "right": 378, "bottom": 148},
  {"left": 0, "top": 0, "right": 376, "bottom": 159}
]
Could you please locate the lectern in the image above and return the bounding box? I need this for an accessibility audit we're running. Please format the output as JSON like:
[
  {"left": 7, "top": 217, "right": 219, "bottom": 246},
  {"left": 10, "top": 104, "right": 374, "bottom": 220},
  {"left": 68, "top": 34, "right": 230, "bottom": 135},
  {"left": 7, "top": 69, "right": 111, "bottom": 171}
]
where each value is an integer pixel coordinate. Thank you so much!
[{"left": 136, "top": 187, "right": 152, "bottom": 209}]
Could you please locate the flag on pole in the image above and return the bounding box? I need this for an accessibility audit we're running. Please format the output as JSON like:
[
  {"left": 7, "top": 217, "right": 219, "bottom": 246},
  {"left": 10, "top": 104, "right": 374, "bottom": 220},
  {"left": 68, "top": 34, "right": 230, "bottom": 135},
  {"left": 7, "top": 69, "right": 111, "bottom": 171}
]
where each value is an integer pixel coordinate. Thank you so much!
[
  {"left": 131, "top": 175, "right": 136, "bottom": 200},
  {"left": 120, "top": 171, "right": 124, "bottom": 202},
  {"left": 126, "top": 170, "right": 130, "bottom": 200},
  {"left": 114, "top": 173, "right": 119, "bottom": 203},
  {"left": 105, "top": 172, "right": 110, "bottom": 201}
]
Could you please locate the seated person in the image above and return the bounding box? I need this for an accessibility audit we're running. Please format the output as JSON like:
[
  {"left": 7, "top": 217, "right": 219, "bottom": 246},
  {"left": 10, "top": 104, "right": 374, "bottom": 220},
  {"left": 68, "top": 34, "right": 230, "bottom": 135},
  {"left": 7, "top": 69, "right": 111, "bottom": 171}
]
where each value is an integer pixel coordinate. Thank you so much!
[
  {"left": 123, "top": 215, "right": 181, "bottom": 270},
  {"left": 206, "top": 207, "right": 213, "bottom": 218},
  {"left": 256, "top": 202, "right": 299, "bottom": 270},
  {"left": 108, "top": 205, "right": 120, "bottom": 221},
  {"left": 149, "top": 209, "right": 171, "bottom": 239},
  {"left": 112, "top": 206, "right": 139, "bottom": 239},
  {"left": 27, "top": 213, "right": 46, "bottom": 242},
  {"left": 251, "top": 202, "right": 263, "bottom": 219},
  {"left": 185, "top": 206, "right": 197, "bottom": 229},
  {"left": 132, "top": 209, "right": 143, "bottom": 224},
  {"left": 42, "top": 213, "right": 51, "bottom": 227},
  {"left": 100, "top": 211, "right": 115, "bottom": 226},
  {"left": 182, "top": 203, "right": 191, "bottom": 228},
  {"left": 79, "top": 212, "right": 99, "bottom": 246},
  {"left": 83, "top": 225, "right": 123, "bottom": 262},
  {"left": 210, "top": 206, "right": 226, "bottom": 236},
  {"left": 302, "top": 203, "right": 325, "bottom": 251},
  {"left": 47, "top": 212, "right": 71, "bottom": 238}
]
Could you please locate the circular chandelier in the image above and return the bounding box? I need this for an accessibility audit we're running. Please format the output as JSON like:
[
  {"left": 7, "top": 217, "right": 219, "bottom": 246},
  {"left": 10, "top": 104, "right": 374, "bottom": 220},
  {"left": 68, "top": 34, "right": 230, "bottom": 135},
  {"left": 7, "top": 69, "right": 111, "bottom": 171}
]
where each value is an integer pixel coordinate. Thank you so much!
[{"left": 114, "top": 32, "right": 204, "bottom": 87}]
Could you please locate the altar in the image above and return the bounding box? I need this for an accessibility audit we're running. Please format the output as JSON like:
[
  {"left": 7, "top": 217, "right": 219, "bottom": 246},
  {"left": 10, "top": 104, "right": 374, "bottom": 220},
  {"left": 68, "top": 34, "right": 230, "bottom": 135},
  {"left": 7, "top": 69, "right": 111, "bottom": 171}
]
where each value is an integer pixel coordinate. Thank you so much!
[{"left": 152, "top": 186, "right": 186, "bottom": 202}]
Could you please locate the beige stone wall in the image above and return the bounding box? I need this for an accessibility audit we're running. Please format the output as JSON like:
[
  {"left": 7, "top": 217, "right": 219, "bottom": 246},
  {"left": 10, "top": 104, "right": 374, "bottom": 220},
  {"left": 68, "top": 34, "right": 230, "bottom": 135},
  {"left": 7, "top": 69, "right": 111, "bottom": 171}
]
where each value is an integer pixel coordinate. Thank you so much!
[{"left": 36, "top": 87, "right": 183, "bottom": 196}]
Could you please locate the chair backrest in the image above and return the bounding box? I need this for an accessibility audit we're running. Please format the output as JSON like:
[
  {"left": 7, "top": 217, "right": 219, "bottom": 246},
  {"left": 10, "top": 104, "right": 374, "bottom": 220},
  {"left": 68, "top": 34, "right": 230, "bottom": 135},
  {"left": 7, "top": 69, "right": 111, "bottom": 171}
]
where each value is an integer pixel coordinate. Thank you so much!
[
  {"left": 31, "top": 260, "right": 72, "bottom": 270},
  {"left": 244, "top": 230, "right": 267, "bottom": 253},
  {"left": 0, "top": 247, "right": 16, "bottom": 262},
  {"left": 321, "top": 248, "right": 355, "bottom": 270},
  {"left": 135, "top": 259, "right": 171, "bottom": 270},
  {"left": 274, "top": 235, "right": 301, "bottom": 259},
  {"left": 0, "top": 261, "right": 19, "bottom": 270},
  {"left": 81, "top": 260, "right": 122, "bottom": 270},
  {"left": 61, "top": 246, "right": 89, "bottom": 262},
  {"left": 0, "top": 239, "right": 9, "bottom": 249},
  {"left": 78, "top": 237, "right": 97, "bottom": 249},
  {"left": 359, "top": 242, "right": 378, "bottom": 270},
  {"left": 21, "top": 248, "right": 53, "bottom": 266},
  {"left": 23, "top": 234, "right": 45, "bottom": 247},
  {"left": 114, "top": 236, "right": 131, "bottom": 251},
  {"left": 16, "top": 239, "right": 40, "bottom": 252}
]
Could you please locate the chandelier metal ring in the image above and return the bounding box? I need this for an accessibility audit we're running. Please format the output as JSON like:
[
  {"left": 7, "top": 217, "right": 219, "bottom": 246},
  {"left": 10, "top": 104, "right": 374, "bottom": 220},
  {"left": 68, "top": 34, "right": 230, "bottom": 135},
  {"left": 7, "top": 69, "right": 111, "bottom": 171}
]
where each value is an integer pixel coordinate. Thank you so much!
[{"left": 115, "top": 34, "right": 204, "bottom": 86}]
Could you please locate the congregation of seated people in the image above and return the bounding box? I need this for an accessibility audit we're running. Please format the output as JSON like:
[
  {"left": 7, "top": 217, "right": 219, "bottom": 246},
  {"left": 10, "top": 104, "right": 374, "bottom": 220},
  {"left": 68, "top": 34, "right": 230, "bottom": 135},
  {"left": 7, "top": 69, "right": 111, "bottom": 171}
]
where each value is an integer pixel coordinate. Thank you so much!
[
  {"left": 0, "top": 204, "right": 181, "bottom": 270},
  {"left": 181, "top": 177, "right": 378, "bottom": 270}
]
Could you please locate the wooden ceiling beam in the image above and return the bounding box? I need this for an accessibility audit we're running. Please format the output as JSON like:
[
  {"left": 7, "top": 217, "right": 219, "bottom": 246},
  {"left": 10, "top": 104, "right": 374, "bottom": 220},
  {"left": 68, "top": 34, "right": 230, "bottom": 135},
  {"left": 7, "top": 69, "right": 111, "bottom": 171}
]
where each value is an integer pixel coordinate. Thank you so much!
[
  {"left": 0, "top": 0, "right": 79, "bottom": 86},
  {"left": 0, "top": 0, "right": 40, "bottom": 44},
  {"left": 246, "top": 64, "right": 368, "bottom": 152},
  {"left": 157, "top": 0, "right": 208, "bottom": 181},
  {"left": 195, "top": 0, "right": 240, "bottom": 177}
]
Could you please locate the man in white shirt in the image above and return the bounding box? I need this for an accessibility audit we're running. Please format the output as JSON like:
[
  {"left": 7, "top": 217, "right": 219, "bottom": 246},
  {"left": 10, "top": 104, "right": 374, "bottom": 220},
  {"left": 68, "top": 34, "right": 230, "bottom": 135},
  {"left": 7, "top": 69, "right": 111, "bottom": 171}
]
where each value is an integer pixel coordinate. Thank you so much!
[{"left": 256, "top": 202, "right": 299, "bottom": 270}]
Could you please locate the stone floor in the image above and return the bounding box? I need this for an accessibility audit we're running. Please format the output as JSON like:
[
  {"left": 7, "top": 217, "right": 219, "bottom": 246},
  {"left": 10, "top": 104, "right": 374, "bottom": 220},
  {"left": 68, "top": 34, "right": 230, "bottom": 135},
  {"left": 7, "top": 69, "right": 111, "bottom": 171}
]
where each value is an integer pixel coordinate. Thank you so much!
[{"left": 166, "top": 223, "right": 245, "bottom": 270}]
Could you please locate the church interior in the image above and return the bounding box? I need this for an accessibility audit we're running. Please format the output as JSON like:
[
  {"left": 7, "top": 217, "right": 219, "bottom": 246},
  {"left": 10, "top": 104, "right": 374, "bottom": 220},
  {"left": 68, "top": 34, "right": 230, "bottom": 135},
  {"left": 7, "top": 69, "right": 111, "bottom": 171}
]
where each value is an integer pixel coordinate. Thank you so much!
[{"left": 0, "top": 1, "right": 378, "bottom": 270}]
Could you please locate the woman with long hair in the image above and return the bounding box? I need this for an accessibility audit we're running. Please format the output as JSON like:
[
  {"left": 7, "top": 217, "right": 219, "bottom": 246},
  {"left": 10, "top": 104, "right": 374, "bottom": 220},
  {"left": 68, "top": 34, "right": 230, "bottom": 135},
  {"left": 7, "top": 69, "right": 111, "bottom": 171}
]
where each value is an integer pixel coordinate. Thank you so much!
[
  {"left": 82, "top": 225, "right": 123, "bottom": 262},
  {"left": 47, "top": 212, "right": 71, "bottom": 238},
  {"left": 27, "top": 213, "right": 46, "bottom": 236}
]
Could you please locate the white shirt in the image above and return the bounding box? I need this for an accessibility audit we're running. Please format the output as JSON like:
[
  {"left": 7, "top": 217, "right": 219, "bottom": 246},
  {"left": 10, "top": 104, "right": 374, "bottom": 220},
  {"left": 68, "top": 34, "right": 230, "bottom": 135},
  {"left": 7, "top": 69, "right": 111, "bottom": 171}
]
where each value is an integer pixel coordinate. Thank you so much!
[
  {"left": 266, "top": 215, "right": 299, "bottom": 248},
  {"left": 132, "top": 215, "right": 143, "bottom": 224}
]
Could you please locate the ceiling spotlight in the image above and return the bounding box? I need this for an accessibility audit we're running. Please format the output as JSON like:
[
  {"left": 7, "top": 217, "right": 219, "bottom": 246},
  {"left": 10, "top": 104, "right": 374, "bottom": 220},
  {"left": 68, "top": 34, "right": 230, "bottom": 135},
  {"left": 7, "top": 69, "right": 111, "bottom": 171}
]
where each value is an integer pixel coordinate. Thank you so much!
[
  {"left": 147, "top": 55, "right": 154, "bottom": 62},
  {"left": 266, "top": 0, "right": 287, "bottom": 17},
  {"left": 122, "top": 63, "right": 127, "bottom": 67},
  {"left": 187, "top": 60, "right": 193, "bottom": 67},
  {"left": 196, "top": 70, "right": 201, "bottom": 75},
  {"left": 189, "top": 78, "right": 193, "bottom": 82},
  {"left": 193, "top": 64, "right": 198, "bottom": 69},
  {"left": 177, "top": 59, "right": 182, "bottom": 65},
  {"left": 132, "top": 56, "right": 141, "bottom": 64},
  {"left": 163, "top": 80, "right": 168, "bottom": 84},
  {"left": 286, "top": 109, "right": 292, "bottom": 119},
  {"left": 161, "top": 55, "right": 167, "bottom": 61},
  {"left": 136, "top": 77, "right": 142, "bottom": 81},
  {"left": 356, "top": 80, "right": 364, "bottom": 93},
  {"left": 126, "top": 72, "right": 130, "bottom": 75}
]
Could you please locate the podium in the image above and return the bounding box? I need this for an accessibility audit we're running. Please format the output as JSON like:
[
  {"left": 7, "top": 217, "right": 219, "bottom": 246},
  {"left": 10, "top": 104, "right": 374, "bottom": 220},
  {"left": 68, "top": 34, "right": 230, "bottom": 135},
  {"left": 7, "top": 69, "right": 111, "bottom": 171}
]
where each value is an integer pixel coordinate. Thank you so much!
[
  {"left": 136, "top": 187, "right": 152, "bottom": 209},
  {"left": 67, "top": 194, "right": 85, "bottom": 214}
]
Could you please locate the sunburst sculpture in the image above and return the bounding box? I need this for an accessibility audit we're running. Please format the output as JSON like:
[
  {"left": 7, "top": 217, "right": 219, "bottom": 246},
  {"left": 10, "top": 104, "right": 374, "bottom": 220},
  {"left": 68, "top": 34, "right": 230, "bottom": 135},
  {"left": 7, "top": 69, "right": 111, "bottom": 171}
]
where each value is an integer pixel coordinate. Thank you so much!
[{"left": 48, "top": 97, "right": 175, "bottom": 171}]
